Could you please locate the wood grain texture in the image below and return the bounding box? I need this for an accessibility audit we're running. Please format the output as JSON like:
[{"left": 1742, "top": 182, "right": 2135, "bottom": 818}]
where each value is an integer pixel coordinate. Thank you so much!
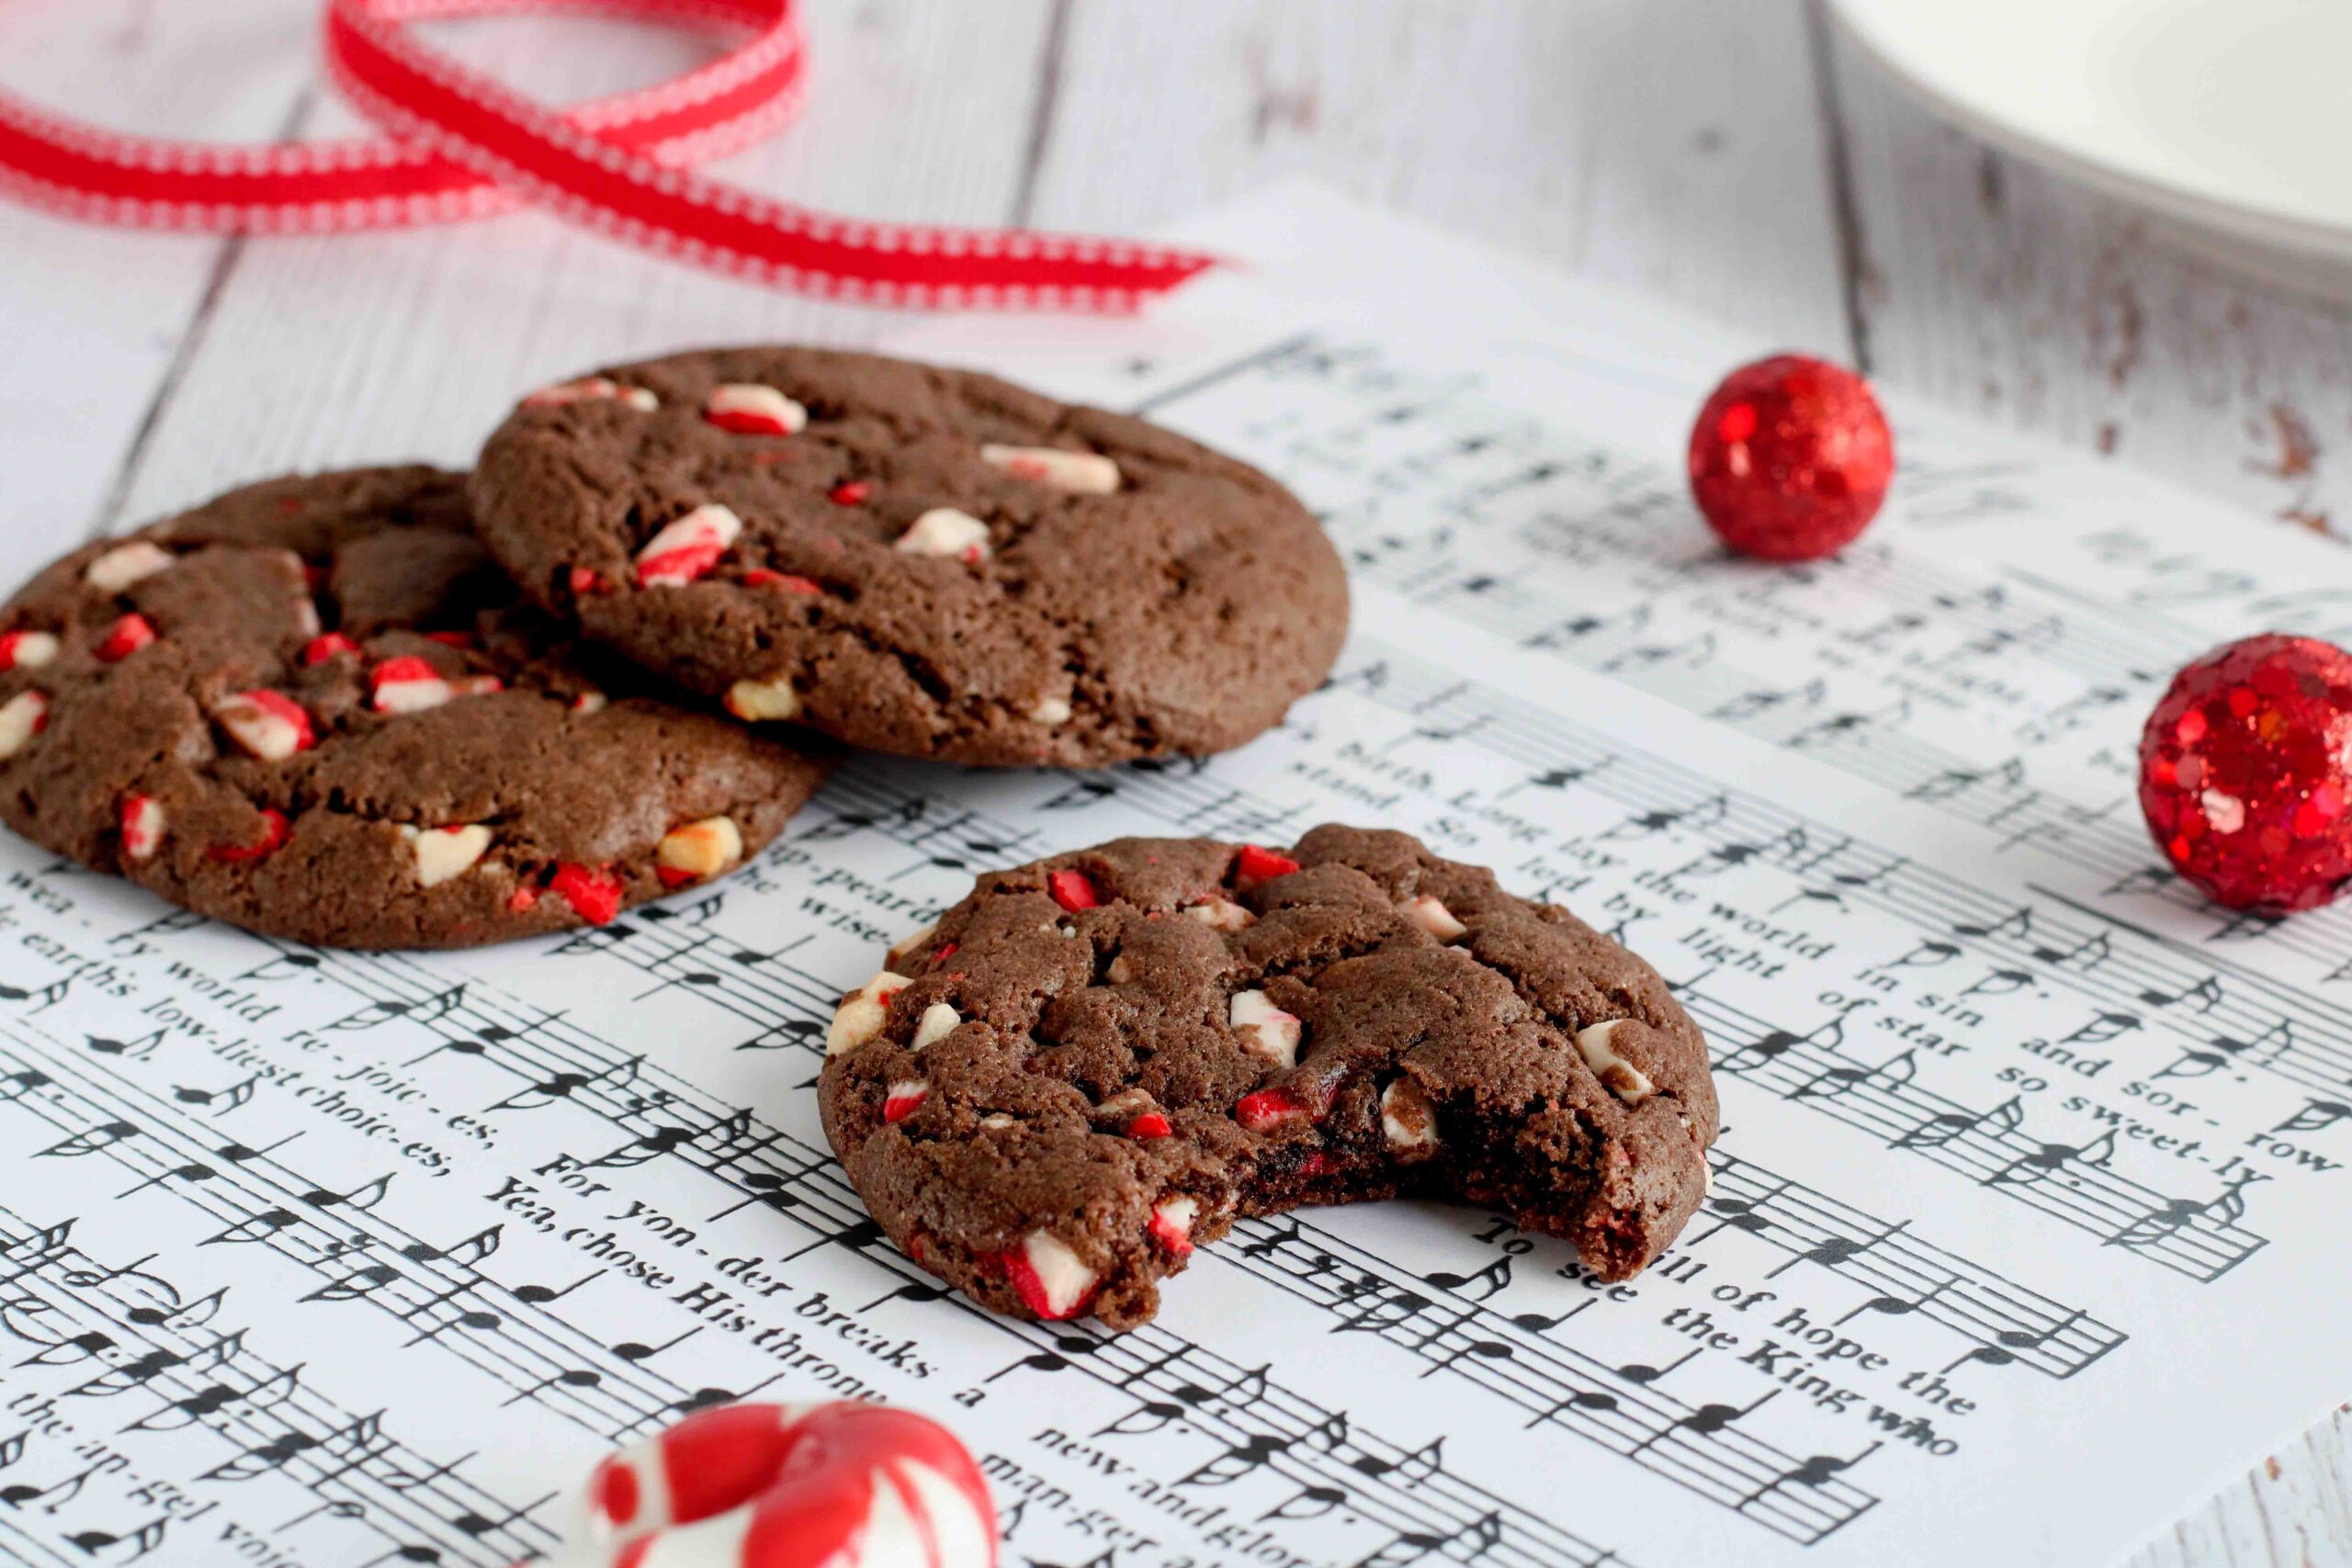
[
  {"left": 1, "top": 1, "right": 2348, "bottom": 1559},
  {"left": 1815, "top": 12, "right": 2352, "bottom": 1558},
  {"left": 1819, "top": 9, "right": 2352, "bottom": 541},
  {"left": 1031, "top": 0, "right": 1854, "bottom": 352},
  {"left": 101, "top": 0, "right": 1057, "bottom": 539},
  {"left": 0, "top": 0, "right": 316, "bottom": 535}
]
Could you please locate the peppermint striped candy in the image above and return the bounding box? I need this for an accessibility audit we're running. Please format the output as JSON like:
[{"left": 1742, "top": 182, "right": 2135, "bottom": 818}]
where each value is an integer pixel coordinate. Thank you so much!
[{"left": 542, "top": 1400, "right": 996, "bottom": 1567}]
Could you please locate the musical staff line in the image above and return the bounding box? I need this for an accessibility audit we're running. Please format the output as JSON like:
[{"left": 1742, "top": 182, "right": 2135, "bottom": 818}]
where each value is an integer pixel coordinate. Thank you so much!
[
  {"left": 1681, "top": 987, "right": 2260, "bottom": 1280},
  {"left": 1150, "top": 333, "right": 2352, "bottom": 986},
  {"left": 0, "top": 1199, "right": 552, "bottom": 1566},
  {"left": 0, "top": 1019, "right": 697, "bottom": 1450},
  {"left": 315, "top": 945, "right": 1641, "bottom": 1568},
  {"left": 1225, "top": 1214, "right": 1875, "bottom": 1542},
  {"left": 1698, "top": 1156, "right": 2123, "bottom": 1380},
  {"left": 1329, "top": 639, "right": 2352, "bottom": 1107}
]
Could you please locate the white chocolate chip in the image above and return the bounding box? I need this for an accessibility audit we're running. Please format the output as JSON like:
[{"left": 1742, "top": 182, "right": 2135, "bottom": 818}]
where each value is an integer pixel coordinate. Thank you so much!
[
  {"left": 1096, "top": 1089, "right": 1152, "bottom": 1118},
  {"left": 525, "top": 377, "right": 657, "bottom": 412},
  {"left": 399, "top": 823, "right": 492, "bottom": 887},
  {"left": 1574, "top": 1019, "right": 1657, "bottom": 1105},
  {"left": 1401, "top": 895, "right": 1468, "bottom": 942},
  {"left": 911, "top": 1001, "right": 961, "bottom": 1050},
  {"left": 1229, "top": 989, "right": 1301, "bottom": 1068},
  {"left": 636, "top": 504, "right": 743, "bottom": 587},
  {"left": 214, "top": 691, "right": 310, "bottom": 761},
  {"left": 704, "top": 383, "right": 808, "bottom": 434},
  {"left": 887, "top": 921, "right": 938, "bottom": 967},
  {"left": 293, "top": 599, "right": 322, "bottom": 638},
  {"left": 0, "top": 692, "right": 46, "bottom": 762},
  {"left": 657, "top": 816, "right": 743, "bottom": 881},
  {"left": 1149, "top": 1196, "right": 1199, "bottom": 1252},
  {"left": 372, "top": 671, "right": 454, "bottom": 714},
  {"left": 85, "top": 541, "right": 174, "bottom": 593},
  {"left": 980, "top": 444, "right": 1121, "bottom": 494},
  {"left": 2200, "top": 788, "right": 2245, "bottom": 835},
  {"left": 1105, "top": 954, "right": 1136, "bottom": 984},
  {"left": 825, "top": 972, "right": 910, "bottom": 1057},
  {"left": 979, "top": 1113, "right": 1015, "bottom": 1130},
  {"left": 0, "top": 632, "right": 58, "bottom": 671},
  {"left": 895, "top": 508, "right": 992, "bottom": 562},
  {"left": 1020, "top": 1231, "right": 1098, "bottom": 1317},
  {"left": 1029, "top": 696, "right": 1073, "bottom": 725},
  {"left": 1184, "top": 897, "right": 1255, "bottom": 931},
  {"left": 120, "top": 795, "right": 166, "bottom": 862},
  {"left": 724, "top": 673, "right": 802, "bottom": 722},
  {"left": 1379, "top": 1077, "right": 1440, "bottom": 1158}
]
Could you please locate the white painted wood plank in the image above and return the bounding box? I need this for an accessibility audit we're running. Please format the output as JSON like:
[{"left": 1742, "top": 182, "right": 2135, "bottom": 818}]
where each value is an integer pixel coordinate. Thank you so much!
[
  {"left": 1028, "top": 0, "right": 1855, "bottom": 354},
  {"left": 0, "top": 0, "right": 319, "bottom": 541},
  {"left": 1814, "top": 17, "right": 2352, "bottom": 1561},
  {"left": 104, "top": 0, "right": 1056, "bottom": 532},
  {"left": 1821, "top": 12, "right": 2352, "bottom": 540}
]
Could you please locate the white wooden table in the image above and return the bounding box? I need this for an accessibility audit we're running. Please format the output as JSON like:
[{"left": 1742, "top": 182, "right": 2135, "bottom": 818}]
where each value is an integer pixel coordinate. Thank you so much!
[{"left": 4, "top": 2, "right": 2350, "bottom": 1560}]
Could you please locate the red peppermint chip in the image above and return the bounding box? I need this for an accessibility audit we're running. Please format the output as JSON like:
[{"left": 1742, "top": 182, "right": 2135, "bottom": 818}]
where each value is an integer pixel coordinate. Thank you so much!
[
  {"left": 119, "top": 794, "right": 166, "bottom": 862},
  {"left": 636, "top": 505, "right": 742, "bottom": 588},
  {"left": 1234, "top": 844, "right": 1300, "bottom": 884},
  {"left": 702, "top": 383, "right": 808, "bottom": 436},
  {"left": 95, "top": 613, "right": 157, "bottom": 662},
  {"left": 209, "top": 807, "right": 289, "bottom": 863},
  {"left": 301, "top": 632, "right": 360, "bottom": 666},
  {"left": 929, "top": 941, "right": 959, "bottom": 968},
  {"left": 368, "top": 655, "right": 454, "bottom": 714},
  {"left": 1125, "top": 1112, "right": 1173, "bottom": 1140},
  {"left": 1235, "top": 1085, "right": 1312, "bottom": 1132},
  {"left": 549, "top": 862, "right": 625, "bottom": 925},
  {"left": 829, "top": 480, "right": 871, "bottom": 506},
  {"left": 1046, "top": 868, "right": 1100, "bottom": 911},
  {"left": 997, "top": 1232, "right": 1099, "bottom": 1322},
  {"left": 216, "top": 690, "right": 316, "bottom": 760},
  {"left": 506, "top": 886, "right": 540, "bottom": 914},
  {"left": 1148, "top": 1196, "right": 1198, "bottom": 1257},
  {"left": 882, "top": 1080, "right": 930, "bottom": 1123},
  {"left": 568, "top": 566, "right": 610, "bottom": 597},
  {"left": 0, "top": 630, "right": 58, "bottom": 671}
]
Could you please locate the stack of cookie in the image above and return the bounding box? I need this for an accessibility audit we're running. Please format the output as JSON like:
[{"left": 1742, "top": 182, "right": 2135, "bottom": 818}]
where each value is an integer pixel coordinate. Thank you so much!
[
  {"left": 0, "top": 345, "right": 1718, "bottom": 1326},
  {"left": 0, "top": 347, "right": 1349, "bottom": 947}
]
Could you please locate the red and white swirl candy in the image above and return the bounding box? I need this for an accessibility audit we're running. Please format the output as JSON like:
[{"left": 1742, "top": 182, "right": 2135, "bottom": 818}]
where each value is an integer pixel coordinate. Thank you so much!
[{"left": 540, "top": 1400, "right": 996, "bottom": 1568}]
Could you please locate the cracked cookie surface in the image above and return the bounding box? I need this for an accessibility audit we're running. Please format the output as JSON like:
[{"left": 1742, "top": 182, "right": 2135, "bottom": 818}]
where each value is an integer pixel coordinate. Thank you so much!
[
  {"left": 0, "top": 468, "right": 834, "bottom": 949},
  {"left": 467, "top": 346, "right": 1351, "bottom": 768},
  {"left": 819, "top": 825, "right": 1718, "bottom": 1329}
]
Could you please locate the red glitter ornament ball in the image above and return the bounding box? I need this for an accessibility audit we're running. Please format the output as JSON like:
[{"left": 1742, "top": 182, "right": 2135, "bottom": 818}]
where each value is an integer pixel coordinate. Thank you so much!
[
  {"left": 2139, "top": 633, "right": 2352, "bottom": 912},
  {"left": 1687, "top": 354, "right": 1894, "bottom": 560}
]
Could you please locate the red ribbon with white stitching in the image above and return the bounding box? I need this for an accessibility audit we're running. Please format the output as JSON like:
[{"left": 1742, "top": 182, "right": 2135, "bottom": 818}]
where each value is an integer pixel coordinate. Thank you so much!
[{"left": 0, "top": 0, "right": 1217, "bottom": 310}]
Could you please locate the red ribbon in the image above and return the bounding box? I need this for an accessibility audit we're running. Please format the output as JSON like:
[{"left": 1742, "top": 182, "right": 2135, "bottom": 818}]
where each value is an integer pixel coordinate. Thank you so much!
[{"left": 0, "top": 0, "right": 1217, "bottom": 310}]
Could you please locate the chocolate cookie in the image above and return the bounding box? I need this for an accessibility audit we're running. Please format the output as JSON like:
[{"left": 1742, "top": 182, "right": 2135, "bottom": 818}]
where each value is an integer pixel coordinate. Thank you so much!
[
  {"left": 0, "top": 468, "right": 834, "bottom": 949},
  {"left": 819, "top": 826, "right": 1718, "bottom": 1329},
  {"left": 467, "top": 347, "right": 1350, "bottom": 767}
]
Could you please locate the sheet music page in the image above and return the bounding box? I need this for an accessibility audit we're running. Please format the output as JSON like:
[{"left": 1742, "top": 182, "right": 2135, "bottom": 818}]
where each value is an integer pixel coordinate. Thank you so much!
[{"left": 3, "top": 186, "right": 2348, "bottom": 1568}]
